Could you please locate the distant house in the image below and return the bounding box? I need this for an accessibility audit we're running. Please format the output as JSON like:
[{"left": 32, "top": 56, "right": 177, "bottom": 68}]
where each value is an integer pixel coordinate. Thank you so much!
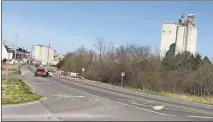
[
  {"left": 16, "top": 47, "right": 31, "bottom": 59},
  {"left": 2, "top": 45, "right": 8, "bottom": 60},
  {"left": 2, "top": 44, "right": 31, "bottom": 62},
  {"left": 1, "top": 45, "right": 13, "bottom": 60}
]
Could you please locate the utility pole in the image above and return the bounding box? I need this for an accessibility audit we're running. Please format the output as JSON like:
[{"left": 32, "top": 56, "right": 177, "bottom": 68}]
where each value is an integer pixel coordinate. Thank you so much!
[
  {"left": 155, "top": 46, "right": 159, "bottom": 57},
  {"left": 31, "top": 45, "right": 33, "bottom": 64},
  {"left": 18, "top": 48, "right": 20, "bottom": 61},
  {"left": 39, "top": 45, "right": 42, "bottom": 64},
  {"left": 14, "top": 34, "right": 19, "bottom": 60},
  {"left": 11, "top": 43, "right": 14, "bottom": 60},
  {"left": 8, "top": 44, "right": 10, "bottom": 61},
  {"left": 47, "top": 43, "right": 50, "bottom": 66},
  {"left": 22, "top": 47, "right": 24, "bottom": 60},
  {"left": 31, "top": 45, "right": 33, "bottom": 58}
]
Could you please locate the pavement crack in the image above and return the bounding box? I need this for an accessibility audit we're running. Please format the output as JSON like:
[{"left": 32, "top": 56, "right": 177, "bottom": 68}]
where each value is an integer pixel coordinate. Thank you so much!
[{"left": 39, "top": 101, "right": 62, "bottom": 121}]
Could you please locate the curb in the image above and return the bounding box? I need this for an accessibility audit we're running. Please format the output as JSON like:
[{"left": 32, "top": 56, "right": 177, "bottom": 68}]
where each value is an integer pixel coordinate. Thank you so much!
[{"left": 2, "top": 97, "right": 47, "bottom": 108}]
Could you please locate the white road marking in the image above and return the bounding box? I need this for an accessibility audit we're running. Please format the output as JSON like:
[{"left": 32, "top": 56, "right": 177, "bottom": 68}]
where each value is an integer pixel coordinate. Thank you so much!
[
  {"left": 2, "top": 113, "right": 110, "bottom": 119},
  {"left": 121, "top": 99, "right": 192, "bottom": 113},
  {"left": 52, "top": 93, "right": 84, "bottom": 100},
  {"left": 2, "top": 115, "right": 60, "bottom": 121},
  {"left": 188, "top": 116, "right": 213, "bottom": 119},
  {"left": 131, "top": 101, "right": 152, "bottom": 107},
  {"left": 127, "top": 99, "right": 198, "bottom": 113},
  {"left": 153, "top": 105, "right": 165, "bottom": 110},
  {"left": 57, "top": 113, "right": 110, "bottom": 118},
  {"left": 117, "top": 99, "right": 128, "bottom": 101},
  {"left": 128, "top": 99, "right": 136, "bottom": 102},
  {"left": 121, "top": 99, "right": 154, "bottom": 107},
  {"left": 52, "top": 81, "right": 177, "bottom": 117},
  {"left": 35, "top": 83, "right": 50, "bottom": 84}
]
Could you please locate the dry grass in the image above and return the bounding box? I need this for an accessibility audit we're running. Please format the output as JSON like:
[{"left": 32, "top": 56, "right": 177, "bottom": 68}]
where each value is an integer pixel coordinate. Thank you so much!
[
  {"left": 61, "top": 74, "right": 213, "bottom": 105},
  {"left": 2, "top": 70, "right": 22, "bottom": 75},
  {"left": 2, "top": 64, "right": 21, "bottom": 75},
  {"left": 2, "top": 78, "right": 42, "bottom": 104},
  {"left": 158, "top": 92, "right": 213, "bottom": 105},
  {"left": 126, "top": 87, "right": 213, "bottom": 105},
  {"left": 2, "top": 64, "right": 19, "bottom": 71}
]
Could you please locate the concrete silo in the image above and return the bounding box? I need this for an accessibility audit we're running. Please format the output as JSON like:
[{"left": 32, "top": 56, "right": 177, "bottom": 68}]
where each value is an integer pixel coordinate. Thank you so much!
[
  {"left": 160, "top": 13, "right": 197, "bottom": 59},
  {"left": 34, "top": 44, "right": 56, "bottom": 65}
]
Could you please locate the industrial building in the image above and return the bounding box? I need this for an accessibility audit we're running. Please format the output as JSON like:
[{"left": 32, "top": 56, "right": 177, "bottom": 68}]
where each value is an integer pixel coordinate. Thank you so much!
[
  {"left": 160, "top": 13, "right": 197, "bottom": 59},
  {"left": 34, "top": 44, "right": 56, "bottom": 65},
  {"left": 51, "top": 54, "right": 65, "bottom": 65},
  {"left": 2, "top": 45, "right": 13, "bottom": 60},
  {"left": 2, "top": 44, "right": 30, "bottom": 61}
]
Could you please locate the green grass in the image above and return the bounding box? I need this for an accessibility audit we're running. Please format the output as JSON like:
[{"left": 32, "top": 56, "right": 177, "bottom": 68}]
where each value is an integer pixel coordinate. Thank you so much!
[
  {"left": 12, "top": 70, "right": 22, "bottom": 74},
  {"left": 2, "top": 78, "right": 42, "bottom": 105}
]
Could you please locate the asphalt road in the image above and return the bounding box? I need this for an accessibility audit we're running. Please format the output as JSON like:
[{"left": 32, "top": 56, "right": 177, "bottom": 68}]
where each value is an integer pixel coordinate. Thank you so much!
[{"left": 2, "top": 66, "right": 213, "bottom": 121}]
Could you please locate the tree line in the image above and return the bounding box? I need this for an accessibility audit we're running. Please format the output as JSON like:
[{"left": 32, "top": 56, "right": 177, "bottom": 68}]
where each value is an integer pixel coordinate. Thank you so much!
[{"left": 57, "top": 38, "right": 213, "bottom": 97}]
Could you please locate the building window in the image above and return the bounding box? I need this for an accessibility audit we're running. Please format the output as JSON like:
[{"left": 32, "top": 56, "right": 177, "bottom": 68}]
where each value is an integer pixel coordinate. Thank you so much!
[
  {"left": 163, "top": 30, "right": 165, "bottom": 33},
  {"left": 169, "top": 31, "right": 171, "bottom": 33}
]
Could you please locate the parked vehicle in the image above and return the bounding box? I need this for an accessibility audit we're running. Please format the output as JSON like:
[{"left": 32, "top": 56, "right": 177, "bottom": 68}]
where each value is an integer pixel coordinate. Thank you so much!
[
  {"left": 46, "top": 70, "right": 52, "bottom": 77},
  {"left": 35, "top": 68, "right": 47, "bottom": 77},
  {"left": 35, "top": 64, "right": 40, "bottom": 68}
]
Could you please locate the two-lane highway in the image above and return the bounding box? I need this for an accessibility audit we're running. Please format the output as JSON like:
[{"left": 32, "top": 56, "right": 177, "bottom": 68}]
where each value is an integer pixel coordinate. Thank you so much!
[{"left": 2, "top": 66, "right": 213, "bottom": 121}]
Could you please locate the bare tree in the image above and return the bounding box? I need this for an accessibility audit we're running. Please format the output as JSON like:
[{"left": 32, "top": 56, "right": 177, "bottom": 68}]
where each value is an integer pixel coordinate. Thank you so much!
[
  {"left": 58, "top": 42, "right": 213, "bottom": 98},
  {"left": 105, "top": 42, "right": 117, "bottom": 61},
  {"left": 94, "top": 37, "right": 106, "bottom": 61},
  {"left": 76, "top": 46, "right": 87, "bottom": 55}
]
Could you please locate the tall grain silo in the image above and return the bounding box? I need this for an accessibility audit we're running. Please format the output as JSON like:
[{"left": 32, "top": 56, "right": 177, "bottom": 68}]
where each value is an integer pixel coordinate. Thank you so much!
[
  {"left": 34, "top": 44, "right": 56, "bottom": 65},
  {"left": 160, "top": 13, "right": 197, "bottom": 59}
]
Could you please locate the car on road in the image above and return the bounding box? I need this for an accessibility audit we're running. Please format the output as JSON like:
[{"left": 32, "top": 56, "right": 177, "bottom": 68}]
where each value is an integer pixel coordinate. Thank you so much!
[
  {"left": 35, "top": 68, "right": 47, "bottom": 77},
  {"left": 46, "top": 70, "right": 52, "bottom": 77}
]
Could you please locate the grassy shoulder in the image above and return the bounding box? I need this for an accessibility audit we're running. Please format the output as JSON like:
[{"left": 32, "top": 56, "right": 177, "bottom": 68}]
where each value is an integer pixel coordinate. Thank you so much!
[
  {"left": 2, "top": 64, "right": 22, "bottom": 75},
  {"left": 155, "top": 92, "right": 213, "bottom": 105},
  {"left": 59, "top": 74, "right": 212, "bottom": 105},
  {"left": 60, "top": 75, "right": 213, "bottom": 105},
  {"left": 2, "top": 70, "right": 22, "bottom": 75},
  {"left": 125, "top": 87, "right": 213, "bottom": 105},
  {"left": 11, "top": 70, "right": 22, "bottom": 74},
  {"left": 2, "top": 78, "right": 42, "bottom": 105},
  {"left": 82, "top": 76, "right": 213, "bottom": 105}
]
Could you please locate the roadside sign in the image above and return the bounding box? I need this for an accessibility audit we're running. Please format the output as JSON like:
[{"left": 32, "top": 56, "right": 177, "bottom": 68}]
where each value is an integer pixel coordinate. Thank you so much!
[
  {"left": 82, "top": 68, "right": 85, "bottom": 72},
  {"left": 121, "top": 72, "right": 125, "bottom": 77}
]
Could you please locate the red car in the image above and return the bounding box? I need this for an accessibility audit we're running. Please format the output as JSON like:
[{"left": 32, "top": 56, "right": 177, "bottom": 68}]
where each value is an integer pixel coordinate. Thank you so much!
[{"left": 35, "top": 68, "right": 47, "bottom": 77}]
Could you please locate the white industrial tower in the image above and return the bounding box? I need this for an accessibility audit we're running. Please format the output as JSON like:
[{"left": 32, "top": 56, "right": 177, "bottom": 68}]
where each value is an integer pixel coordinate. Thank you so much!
[
  {"left": 34, "top": 44, "right": 55, "bottom": 65},
  {"left": 160, "top": 13, "right": 198, "bottom": 59}
]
